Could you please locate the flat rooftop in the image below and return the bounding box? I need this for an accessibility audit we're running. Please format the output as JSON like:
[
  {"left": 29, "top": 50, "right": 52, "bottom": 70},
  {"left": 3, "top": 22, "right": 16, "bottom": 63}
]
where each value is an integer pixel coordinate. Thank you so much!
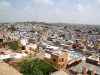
[
  {"left": 52, "top": 70, "right": 69, "bottom": 75},
  {"left": 68, "top": 53, "right": 79, "bottom": 60},
  {"left": 44, "top": 53, "right": 51, "bottom": 59},
  {"left": 45, "top": 45, "right": 59, "bottom": 50},
  {"left": 68, "top": 51, "right": 82, "bottom": 60},
  {"left": 70, "top": 62, "right": 100, "bottom": 75},
  {"left": 88, "top": 55, "right": 99, "bottom": 61},
  {"left": 52, "top": 50, "right": 68, "bottom": 56}
]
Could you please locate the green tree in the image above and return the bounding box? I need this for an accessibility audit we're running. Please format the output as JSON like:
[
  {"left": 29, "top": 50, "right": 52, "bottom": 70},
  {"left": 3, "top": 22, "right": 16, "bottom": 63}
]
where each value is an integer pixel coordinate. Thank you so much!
[
  {"left": 88, "top": 30, "right": 92, "bottom": 33},
  {"left": 13, "top": 58, "right": 55, "bottom": 75},
  {"left": 2, "top": 41, "right": 20, "bottom": 52},
  {"left": 94, "top": 29, "right": 99, "bottom": 32},
  {"left": 7, "top": 25, "right": 16, "bottom": 31},
  {"left": 59, "top": 34, "right": 65, "bottom": 37},
  {"left": 9, "top": 41, "right": 20, "bottom": 51},
  {"left": 32, "top": 22, "right": 36, "bottom": 25},
  {"left": 30, "top": 30, "right": 35, "bottom": 33},
  {"left": 75, "top": 29, "right": 81, "bottom": 32},
  {"left": 64, "top": 26, "right": 67, "bottom": 29}
]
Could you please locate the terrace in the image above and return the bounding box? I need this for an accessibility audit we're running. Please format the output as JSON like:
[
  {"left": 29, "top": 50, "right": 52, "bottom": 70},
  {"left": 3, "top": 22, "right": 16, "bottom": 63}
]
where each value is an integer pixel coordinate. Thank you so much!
[
  {"left": 52, "top": 50, "right": 67, "bottom": 56},
  {"left": 69, "top": 61, "right": 100, "bottom": 75},
  {"left": 44, "top": 45, "right": 60, "bottom": 54}
]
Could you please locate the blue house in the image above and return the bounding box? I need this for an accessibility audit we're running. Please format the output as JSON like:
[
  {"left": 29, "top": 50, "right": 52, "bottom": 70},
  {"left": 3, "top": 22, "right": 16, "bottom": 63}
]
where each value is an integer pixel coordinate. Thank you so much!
[{"left": 64, "top": 36, "right": 71, "bottom": 41}]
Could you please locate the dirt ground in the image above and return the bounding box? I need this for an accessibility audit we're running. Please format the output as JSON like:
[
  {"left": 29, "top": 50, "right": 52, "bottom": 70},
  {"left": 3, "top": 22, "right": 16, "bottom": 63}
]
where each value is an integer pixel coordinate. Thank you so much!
[
  {"left": 0, "top": 59, "right": 23, "bottom": 75},
  {"left": 8, "top": 52, "right": 45, "bottom": 64},
  {"left": 0, "top": 52, "right": 45, "bottom": 75}
]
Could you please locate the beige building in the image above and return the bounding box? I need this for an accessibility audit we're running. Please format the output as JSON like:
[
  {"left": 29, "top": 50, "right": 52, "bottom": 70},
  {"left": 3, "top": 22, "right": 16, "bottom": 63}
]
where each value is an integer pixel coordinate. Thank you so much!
[{"left": 44, "top": 49, "right": 82, "bottom": 70}]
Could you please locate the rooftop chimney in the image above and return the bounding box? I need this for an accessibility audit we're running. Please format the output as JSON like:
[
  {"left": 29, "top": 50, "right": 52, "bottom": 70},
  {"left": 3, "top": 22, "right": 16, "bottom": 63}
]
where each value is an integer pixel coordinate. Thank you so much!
[
  {"left": 82, "top": 66, "right": 87, "bottom": 75},
  {"left": 91, "top": 70, "right": 95, "bottom": 75}
]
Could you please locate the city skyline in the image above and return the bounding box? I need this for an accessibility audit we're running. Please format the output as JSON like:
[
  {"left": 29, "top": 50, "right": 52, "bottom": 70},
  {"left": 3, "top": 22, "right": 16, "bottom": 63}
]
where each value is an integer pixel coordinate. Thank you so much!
[{"left": 0, "top": 0, "right": 100, "bottom": 24}]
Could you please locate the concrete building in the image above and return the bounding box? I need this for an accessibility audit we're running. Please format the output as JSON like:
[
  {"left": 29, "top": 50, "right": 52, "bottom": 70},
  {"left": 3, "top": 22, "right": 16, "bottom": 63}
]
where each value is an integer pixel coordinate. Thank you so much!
[{"left": 44, "top": 49, "right": 82, "bottom": 70}]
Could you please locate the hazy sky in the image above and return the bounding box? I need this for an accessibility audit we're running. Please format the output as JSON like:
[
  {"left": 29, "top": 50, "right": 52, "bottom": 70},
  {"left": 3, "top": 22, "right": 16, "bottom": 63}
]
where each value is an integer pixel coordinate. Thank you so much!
[{"left": 0, "top": 0, "right": 100, "bottom": 24}]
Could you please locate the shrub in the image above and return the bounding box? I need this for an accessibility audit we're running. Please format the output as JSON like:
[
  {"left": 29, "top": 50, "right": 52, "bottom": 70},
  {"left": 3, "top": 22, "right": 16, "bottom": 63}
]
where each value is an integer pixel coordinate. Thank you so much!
[
  {"left": 59, "top": 34, "right": 65, "bottom": 37},
  {"left": 13, "top": 58, "right": 55, "bottom": 75},
  {"left": 2, "top": 41, "right": 20, "bottom": 52}
]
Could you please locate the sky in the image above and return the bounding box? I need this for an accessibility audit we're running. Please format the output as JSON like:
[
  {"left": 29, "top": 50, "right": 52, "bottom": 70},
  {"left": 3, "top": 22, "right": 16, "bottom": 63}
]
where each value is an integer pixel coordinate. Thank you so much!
[{"left": 0, "top": 0, "right": 100, "bottom": 24}]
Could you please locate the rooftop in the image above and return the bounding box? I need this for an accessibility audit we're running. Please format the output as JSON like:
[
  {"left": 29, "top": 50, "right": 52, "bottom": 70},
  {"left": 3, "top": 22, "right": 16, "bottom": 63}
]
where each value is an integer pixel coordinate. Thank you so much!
[
  {"left": 45, "top": 45, "right": 59, "bottom": 50},
  {"left": 44, "top": 53, "right": 51, "bottom": 59},
  {"left": 52, "top": 70, "right": 69, "bottom": 75},
  {"left": 52, "top": 50, "right": 68, "bottom": 56},
  {"left": 70, "top": 62, "right": 100, "bottom": 75}
]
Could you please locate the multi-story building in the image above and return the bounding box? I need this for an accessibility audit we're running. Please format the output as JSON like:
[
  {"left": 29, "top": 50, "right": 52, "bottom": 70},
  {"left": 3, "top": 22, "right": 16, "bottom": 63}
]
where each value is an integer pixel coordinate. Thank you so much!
[{"left": 44, "top": 49, "right": 82, "bottom": 70}]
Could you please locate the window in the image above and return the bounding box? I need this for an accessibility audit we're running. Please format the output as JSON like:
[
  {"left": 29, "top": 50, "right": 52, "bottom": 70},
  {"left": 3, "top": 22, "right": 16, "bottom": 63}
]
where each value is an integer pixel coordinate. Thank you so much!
[
  {"left": 59, "top": 58, "right": 64, "bottom": 62},
  {"left": 62, "top": 58, "right": 64, "bottom": 62},
  {"left": 53, "top": 58, "right": 56, "bottom": 62}
]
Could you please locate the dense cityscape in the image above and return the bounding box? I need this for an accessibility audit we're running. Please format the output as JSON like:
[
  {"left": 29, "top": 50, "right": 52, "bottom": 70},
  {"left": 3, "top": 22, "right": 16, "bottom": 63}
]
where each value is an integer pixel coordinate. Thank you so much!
[
  {"left": 0, "top": 0, "right": 100, "bottom": 75},
  {"left": 0, "top": 22, "right": 100, "bottom": 75}
]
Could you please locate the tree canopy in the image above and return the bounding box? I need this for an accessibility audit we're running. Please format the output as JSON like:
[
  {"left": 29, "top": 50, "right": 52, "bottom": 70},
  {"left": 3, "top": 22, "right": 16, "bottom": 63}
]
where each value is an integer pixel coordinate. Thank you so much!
[
  {"left": 2, "top": 41, "right": 20, "bottom": 51},
  {"left": 64, "top": 26, "right": 67, "bottom": 29},
  {"left": 7, "top": 25, "right": 16, "bottom": 31},
  {"left": 74, "top": 29, "right": 81, "bottom": 32},
  {"left": 30, "top": 29, "right": 35, "bottom": 33},
  {"left": 88, "top": 30, "right": 92, "bottom": 33},
  {"left": 13, "top": 58, "right": 55, "bottom": 75},
  {"left": 59, "top": 34, "right": 65, "bottom": 37}
]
